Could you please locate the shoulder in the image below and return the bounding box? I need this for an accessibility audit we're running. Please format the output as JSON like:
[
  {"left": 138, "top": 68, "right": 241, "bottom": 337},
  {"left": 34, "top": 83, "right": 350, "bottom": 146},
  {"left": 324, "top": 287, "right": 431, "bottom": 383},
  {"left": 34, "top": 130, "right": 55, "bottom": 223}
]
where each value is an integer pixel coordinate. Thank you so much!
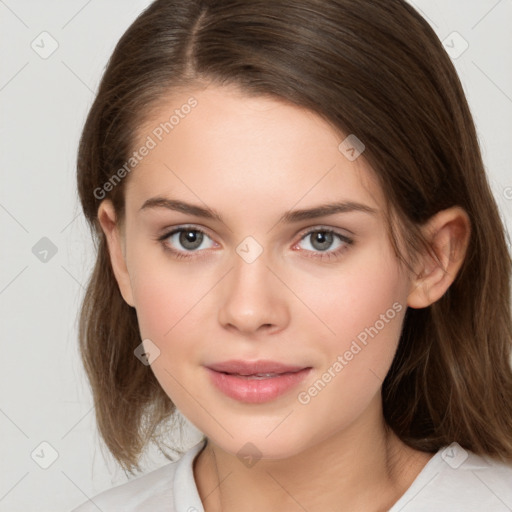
[
  {"left": 392, "top": 443, "right": 512, "bottom": 512},
  {"left": 71, "top": 462, "right": 177, "bottom": 512},
  {"left": 71, "top": 440, "right": 207, "bottom": 512}
]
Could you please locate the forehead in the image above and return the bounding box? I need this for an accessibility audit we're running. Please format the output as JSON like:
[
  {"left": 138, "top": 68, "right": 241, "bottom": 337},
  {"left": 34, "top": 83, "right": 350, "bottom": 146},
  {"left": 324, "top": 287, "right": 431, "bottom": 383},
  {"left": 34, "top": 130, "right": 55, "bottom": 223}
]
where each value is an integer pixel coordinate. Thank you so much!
[{"left": 124, "top": 84, "right": 384, "bottom": 217}]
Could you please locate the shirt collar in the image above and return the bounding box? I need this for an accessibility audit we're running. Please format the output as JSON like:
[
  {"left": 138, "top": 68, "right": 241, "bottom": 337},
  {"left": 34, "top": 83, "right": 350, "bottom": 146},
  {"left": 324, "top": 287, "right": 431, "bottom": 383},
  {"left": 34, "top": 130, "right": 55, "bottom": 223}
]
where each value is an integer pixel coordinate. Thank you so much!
[{"left": 174, "top": 438, "right": 208, "bottom": 512}]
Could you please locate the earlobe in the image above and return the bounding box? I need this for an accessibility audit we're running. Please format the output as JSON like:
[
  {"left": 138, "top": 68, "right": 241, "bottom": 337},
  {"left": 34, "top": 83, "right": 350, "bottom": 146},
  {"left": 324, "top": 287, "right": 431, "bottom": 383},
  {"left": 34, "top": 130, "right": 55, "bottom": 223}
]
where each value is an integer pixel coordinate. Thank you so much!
[
  {"left": 97, "top": 200, "right": 135, "bottom": 308},
  {"left": 407, "top": 207, "right": 471, "bottom": 309}
]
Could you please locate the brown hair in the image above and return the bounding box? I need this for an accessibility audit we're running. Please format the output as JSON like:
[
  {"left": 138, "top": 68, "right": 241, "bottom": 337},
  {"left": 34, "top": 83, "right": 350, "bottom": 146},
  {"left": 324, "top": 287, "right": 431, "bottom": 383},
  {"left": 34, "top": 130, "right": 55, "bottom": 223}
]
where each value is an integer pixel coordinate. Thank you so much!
[{"left": 77, "top": 0, "right": 512, "bottom": 473}]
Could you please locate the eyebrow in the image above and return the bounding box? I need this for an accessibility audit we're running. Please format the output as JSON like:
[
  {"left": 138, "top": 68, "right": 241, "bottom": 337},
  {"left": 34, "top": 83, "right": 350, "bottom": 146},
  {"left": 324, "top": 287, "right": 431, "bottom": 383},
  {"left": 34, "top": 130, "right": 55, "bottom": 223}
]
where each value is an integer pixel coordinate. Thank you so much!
[{"left": 139, "top": 196, "right": 377, "bottom": 223}]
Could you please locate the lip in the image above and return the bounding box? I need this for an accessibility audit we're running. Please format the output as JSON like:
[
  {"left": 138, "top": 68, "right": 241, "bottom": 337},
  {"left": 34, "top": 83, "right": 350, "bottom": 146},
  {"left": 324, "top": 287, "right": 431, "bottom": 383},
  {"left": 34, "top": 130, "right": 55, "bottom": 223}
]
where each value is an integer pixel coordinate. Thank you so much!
[
  {"left": 205, "top": 360, "right": 312, "bottom": 403},
  {"left": 207, "top": 359, "right": 308, "bottom": 375}
]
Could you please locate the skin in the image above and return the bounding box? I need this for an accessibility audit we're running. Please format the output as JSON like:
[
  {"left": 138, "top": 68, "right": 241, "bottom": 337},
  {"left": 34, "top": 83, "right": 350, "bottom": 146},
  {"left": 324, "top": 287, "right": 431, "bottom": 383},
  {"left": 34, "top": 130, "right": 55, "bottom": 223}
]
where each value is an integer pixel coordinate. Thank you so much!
[{"left": 98, "top": 84, "right": 471, "bottom": 511}]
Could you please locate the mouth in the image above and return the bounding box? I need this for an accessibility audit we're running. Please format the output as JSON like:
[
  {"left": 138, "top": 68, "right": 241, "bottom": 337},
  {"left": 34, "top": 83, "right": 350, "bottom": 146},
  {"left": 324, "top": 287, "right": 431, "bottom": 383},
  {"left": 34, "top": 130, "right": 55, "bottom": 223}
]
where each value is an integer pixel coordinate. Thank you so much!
[
  {"left": 205, "top": 360, "right": 312, "bottom": 403},
  {"left": 206, "top": 360, "right": 309, "bottom": 375}
]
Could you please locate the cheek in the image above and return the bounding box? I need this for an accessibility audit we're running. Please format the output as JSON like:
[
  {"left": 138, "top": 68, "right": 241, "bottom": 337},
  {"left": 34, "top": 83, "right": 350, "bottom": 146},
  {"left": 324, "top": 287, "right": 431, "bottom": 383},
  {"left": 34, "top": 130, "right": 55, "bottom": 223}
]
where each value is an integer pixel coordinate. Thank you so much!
[
  {"left": 293, "top": 243, "right": 406, "bottom": 354},
  {"left": 130, "top": 259, "right": 208, "bottom": 411},
  {"left": 291, "top": 243, "right": 408, "bottom": 417},
  {"left": 128, "top": 251, "right": 219, "bottom": 409},
  {"left": 129, "top": 245, "right": 211, "bottom": 340},
  {"left": 131, "top": 276, "right": 177, "bottom": 341}
]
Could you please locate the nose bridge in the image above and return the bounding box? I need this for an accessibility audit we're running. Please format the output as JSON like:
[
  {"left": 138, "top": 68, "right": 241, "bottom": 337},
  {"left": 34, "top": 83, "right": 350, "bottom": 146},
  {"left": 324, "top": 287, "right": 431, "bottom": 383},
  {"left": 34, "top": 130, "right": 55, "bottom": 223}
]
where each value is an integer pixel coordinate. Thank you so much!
[{"left": 217, "top": 243, "right": 289, "bottom": 334}]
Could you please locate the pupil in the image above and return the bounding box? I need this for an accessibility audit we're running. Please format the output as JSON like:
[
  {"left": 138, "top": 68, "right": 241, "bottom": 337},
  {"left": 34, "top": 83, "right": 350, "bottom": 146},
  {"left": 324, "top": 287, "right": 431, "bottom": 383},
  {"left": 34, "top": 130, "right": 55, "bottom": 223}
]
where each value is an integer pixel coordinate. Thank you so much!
[
  {"left": 313, "top": 231, "right": 332, "bottom": 251},
  {"left": 180, "top": 230, "right": 203, "bottom": 250}
]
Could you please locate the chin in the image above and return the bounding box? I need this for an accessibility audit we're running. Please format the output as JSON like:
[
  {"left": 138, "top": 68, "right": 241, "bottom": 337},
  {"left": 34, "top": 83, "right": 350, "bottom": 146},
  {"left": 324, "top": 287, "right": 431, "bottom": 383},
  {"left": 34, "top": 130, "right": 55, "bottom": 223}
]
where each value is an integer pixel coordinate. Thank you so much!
[{"left": 207, "top": 428, "right": 315, "bottom": 462}]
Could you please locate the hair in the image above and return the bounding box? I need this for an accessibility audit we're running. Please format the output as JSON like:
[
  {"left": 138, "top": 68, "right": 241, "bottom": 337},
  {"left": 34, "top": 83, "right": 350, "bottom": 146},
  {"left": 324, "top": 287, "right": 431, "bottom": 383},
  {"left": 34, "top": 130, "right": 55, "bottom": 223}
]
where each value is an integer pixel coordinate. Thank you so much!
[{"left": 76, "top": 0, "right": 512, "bottom": 474}]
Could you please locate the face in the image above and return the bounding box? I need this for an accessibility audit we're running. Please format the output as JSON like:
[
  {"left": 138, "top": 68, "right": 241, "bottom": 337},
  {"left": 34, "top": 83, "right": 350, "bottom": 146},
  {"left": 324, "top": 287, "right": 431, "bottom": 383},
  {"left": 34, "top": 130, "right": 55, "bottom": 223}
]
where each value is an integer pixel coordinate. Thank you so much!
[{"left": 104, "top": 84, "right": 414, "bottom": 459}]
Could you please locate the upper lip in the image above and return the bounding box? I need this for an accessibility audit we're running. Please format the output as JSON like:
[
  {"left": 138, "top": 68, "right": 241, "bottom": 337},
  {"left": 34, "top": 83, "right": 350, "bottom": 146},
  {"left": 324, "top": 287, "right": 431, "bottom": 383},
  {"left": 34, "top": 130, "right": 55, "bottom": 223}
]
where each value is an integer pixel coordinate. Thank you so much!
[{"left": 206, "top": 360, "right": 309, "bottom": 375}]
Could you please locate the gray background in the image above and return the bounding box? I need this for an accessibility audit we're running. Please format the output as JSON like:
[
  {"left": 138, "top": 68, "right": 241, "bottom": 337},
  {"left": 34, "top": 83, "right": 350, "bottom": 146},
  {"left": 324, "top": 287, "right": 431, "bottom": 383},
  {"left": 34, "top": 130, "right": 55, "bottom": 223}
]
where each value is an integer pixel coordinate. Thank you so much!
[{"left": 0, "top": 1, "right": 511, "bottom": 510}]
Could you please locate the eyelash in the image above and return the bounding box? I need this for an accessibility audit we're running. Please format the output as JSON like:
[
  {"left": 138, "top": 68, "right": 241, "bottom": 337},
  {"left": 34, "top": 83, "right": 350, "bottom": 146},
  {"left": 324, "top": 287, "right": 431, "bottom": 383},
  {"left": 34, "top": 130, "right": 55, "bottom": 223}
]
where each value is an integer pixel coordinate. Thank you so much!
[{"left": 156, "top": 225, "right": 354, "bottom": 262}]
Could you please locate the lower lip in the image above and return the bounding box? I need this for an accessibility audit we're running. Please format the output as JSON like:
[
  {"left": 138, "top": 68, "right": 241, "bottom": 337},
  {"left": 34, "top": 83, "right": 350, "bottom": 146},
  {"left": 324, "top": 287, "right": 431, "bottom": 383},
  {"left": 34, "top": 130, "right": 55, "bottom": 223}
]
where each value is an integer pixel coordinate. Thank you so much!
[{"left": 206, "top": 367, "right": 312, "bottom": 403}]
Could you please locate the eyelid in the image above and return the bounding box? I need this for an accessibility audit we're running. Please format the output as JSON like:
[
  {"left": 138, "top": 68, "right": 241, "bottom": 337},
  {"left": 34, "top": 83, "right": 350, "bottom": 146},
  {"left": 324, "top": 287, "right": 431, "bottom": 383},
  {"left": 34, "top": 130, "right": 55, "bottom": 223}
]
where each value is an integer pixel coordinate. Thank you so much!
[
  {"left": 295, "top": 224, "right": 354, "bottom": 242},
  {"left": 157, "top": 224, "right": 217, "bottom": 242}
]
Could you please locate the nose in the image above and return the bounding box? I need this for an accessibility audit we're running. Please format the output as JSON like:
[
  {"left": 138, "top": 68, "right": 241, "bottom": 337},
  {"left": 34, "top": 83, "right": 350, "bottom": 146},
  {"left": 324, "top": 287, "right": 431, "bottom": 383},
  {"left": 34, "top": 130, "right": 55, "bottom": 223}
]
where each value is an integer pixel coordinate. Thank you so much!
[{"left": 217, "top": 251, "right": 290, "bottom": 336}]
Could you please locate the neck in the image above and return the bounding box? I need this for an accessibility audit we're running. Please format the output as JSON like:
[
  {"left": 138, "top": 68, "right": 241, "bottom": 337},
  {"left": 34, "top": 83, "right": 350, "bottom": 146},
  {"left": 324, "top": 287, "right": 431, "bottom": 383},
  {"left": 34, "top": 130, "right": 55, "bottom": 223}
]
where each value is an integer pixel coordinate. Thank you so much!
[{"left": 194, "top": 395, "right": 433, "bottom": 512}]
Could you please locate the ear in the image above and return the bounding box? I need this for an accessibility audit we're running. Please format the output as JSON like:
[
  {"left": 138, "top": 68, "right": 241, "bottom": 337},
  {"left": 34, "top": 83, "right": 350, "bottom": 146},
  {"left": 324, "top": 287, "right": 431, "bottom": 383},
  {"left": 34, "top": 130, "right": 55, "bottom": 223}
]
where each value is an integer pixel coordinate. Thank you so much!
[
  {"left": 407, "top": 206, "right": 471, "bottom": 309},
  {"left": 97, "top": 199, "right": 135, "bottom": 308}
]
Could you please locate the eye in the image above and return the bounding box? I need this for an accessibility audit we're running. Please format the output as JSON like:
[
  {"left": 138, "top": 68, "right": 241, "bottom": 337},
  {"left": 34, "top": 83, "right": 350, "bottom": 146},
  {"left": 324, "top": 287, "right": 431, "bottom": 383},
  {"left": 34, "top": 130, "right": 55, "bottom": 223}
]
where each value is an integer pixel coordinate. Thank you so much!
[
  {"left": 158, "top": 226, "right": 217, "bottom": 258},
  {"left": 156, "top": 225, "right": 353, "bottom": 262},
  {"left": 295, "top": 228, "right": 353, "bottom": 260}
]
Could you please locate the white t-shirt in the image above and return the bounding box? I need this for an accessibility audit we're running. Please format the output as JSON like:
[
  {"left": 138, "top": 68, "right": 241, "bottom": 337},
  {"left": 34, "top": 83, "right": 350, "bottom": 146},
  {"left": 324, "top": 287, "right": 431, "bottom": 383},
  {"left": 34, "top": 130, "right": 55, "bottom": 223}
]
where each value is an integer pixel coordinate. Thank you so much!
[{"left": 71, "top": 439, "right": 512, "bottom": 511}]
